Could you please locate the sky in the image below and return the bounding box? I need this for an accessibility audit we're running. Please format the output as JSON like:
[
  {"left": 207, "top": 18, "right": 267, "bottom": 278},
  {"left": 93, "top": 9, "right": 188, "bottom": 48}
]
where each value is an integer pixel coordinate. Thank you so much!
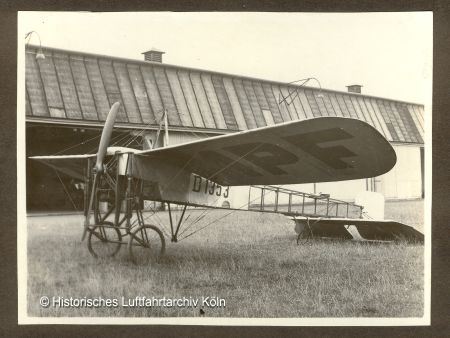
[{"left": 18, "top": 11, "right": 432, "bottom": 107}]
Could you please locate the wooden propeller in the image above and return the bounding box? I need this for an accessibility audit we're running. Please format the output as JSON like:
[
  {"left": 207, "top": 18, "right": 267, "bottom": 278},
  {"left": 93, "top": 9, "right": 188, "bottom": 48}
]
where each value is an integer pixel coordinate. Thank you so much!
[{"left": 82, "top": 102, "right": 120, "bottom": 241}]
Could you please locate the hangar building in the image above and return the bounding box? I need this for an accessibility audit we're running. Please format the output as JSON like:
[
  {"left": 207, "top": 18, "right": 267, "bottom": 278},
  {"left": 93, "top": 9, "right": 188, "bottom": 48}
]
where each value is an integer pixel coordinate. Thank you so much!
[{"left": 25, "top": 45, "right": 425, "bottom": 211}]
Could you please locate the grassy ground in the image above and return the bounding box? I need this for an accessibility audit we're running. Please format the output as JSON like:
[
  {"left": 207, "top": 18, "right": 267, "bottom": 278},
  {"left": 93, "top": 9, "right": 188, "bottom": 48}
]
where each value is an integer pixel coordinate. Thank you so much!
[
  {"left": 385, "top": 199, "right": 424, "bottom": 231},
  {"left": 26, "top": 201, "right": 424, "bottom": 318}
]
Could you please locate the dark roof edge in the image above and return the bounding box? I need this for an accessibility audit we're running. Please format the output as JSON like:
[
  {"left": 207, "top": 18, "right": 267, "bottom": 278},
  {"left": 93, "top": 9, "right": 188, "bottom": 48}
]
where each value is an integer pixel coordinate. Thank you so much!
[{"left": 26, "top": 44, "right": 425, "bottom": 107}]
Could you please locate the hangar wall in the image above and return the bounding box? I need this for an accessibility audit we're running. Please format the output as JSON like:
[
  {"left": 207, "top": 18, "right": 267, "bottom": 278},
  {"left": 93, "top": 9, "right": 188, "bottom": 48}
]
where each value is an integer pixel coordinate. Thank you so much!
[
  {"left": 25, "top": 45, "right": 426, "bottom": 211},
  {"left": 379, "top": 144, "right": 423, "bottom": 199},
  {"left": 25, "top": 45, "right": 424, "bottom": 145}
]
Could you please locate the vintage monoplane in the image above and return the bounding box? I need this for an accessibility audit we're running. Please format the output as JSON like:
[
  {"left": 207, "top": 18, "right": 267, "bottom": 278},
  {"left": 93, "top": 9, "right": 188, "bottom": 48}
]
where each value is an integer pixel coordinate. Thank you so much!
[{"left": 31, "top": 102, "right": 424, "bottom": 264}]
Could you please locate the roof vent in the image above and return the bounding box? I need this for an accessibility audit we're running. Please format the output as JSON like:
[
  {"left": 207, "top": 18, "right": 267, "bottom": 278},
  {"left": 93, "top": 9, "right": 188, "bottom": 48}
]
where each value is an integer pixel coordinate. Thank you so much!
[
  {"left": 142, "top": 48, "right": 165, "bottom": 63},
  {"left": 346, "top": 84, "right": 362, "bottom": 94}
]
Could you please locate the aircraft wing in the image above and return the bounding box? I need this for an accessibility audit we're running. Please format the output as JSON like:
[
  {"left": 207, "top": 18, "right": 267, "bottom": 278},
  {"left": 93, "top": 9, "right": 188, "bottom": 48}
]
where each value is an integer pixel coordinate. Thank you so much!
[
  {"left": 134, "top": 117, "right": 397, "bottom": 186},
  {"left": 30, "top": 154, "right": 95, "bottom": 181}
]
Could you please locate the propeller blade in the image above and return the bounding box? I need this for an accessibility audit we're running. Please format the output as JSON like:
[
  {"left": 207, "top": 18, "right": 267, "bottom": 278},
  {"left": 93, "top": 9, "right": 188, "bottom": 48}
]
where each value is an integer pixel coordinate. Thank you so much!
[
  {"left": 95, "top": 102, "right": 121, "bottom": 173},
  {"left": 82, "top": 172, "right": 99, "bottom": 241},
  {"left": 83, "top": 102, "right": 119, "bottom": 240}
]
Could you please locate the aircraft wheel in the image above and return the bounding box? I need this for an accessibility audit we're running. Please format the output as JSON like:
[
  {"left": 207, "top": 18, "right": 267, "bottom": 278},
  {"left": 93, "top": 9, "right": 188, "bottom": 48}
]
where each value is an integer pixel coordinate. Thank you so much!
[
  {"left": 128, "top": 224, "right": 166, "bottom": 265},
  {"left": 87, "top": 222, "right": 122, "bottom": 258}
]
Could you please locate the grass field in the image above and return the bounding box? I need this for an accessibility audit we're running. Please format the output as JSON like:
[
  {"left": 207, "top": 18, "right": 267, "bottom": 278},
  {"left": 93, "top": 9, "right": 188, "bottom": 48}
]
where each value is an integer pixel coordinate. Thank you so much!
[
  {"left": 384, "top": 199, "right": 425, "bottom": 231},
  {"left": 26, "top": 200, "right": 424, "bottom": 318}
]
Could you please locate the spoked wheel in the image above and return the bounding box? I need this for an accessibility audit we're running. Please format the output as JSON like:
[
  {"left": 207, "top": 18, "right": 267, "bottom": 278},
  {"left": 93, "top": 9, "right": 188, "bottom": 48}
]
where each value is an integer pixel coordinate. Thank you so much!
[
  {"left": 128, "top": 224, "right": 165, "bottom": 265},
  {"left": 87, "top": 221, "right": 122, "bottom": 258}
]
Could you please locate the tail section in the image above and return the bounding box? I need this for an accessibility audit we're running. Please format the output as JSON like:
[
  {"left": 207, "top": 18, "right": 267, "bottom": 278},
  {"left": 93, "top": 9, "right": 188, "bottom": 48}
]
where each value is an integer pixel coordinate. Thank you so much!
[{"left": 293, "top": 217, "right": 424, "bottom": 243}]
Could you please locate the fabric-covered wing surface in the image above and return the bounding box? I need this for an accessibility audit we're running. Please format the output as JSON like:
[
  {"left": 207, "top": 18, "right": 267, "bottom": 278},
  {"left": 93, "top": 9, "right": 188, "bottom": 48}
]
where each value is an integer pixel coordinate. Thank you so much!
[
  {"left": 134, "top": 117, "right": 397, "bottom": 186},
  {"left": 31, "top": 154, "right": 95, "bottom": 180}
]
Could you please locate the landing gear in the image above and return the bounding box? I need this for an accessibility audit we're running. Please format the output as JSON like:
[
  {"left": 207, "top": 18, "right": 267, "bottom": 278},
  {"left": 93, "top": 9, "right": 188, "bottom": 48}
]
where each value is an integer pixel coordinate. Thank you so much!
[
  {"left": 84, "top": 153, "right": 166, "bottom": 265},
  {"left": 128, "top": 224, "right": 166, "bottom": 265},
  {"left": 87, "top": 221, "right": 122, "bottom": 258}
]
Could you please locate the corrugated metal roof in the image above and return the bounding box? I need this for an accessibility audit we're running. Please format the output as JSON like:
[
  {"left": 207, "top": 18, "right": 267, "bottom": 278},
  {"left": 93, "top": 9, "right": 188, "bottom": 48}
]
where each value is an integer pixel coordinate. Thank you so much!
[{"left": 25, "top": 45, "right": 424, "bottom": 144}]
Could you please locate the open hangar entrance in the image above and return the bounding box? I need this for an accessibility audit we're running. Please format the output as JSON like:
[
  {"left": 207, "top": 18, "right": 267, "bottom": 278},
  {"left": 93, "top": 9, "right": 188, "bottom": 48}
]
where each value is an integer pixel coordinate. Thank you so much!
[
  {"left": 26, "top": 123, "right": 208, "bottom": 211},
  {"left": 26, "top": 124, "right": 141, "bottom": 211}
]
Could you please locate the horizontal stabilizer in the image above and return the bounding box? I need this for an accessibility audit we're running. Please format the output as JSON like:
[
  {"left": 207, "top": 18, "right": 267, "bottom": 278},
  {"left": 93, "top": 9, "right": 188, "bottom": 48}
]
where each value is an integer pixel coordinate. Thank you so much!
[{"left": 294, "top": 217, "right": 424, "bottom": 243}]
